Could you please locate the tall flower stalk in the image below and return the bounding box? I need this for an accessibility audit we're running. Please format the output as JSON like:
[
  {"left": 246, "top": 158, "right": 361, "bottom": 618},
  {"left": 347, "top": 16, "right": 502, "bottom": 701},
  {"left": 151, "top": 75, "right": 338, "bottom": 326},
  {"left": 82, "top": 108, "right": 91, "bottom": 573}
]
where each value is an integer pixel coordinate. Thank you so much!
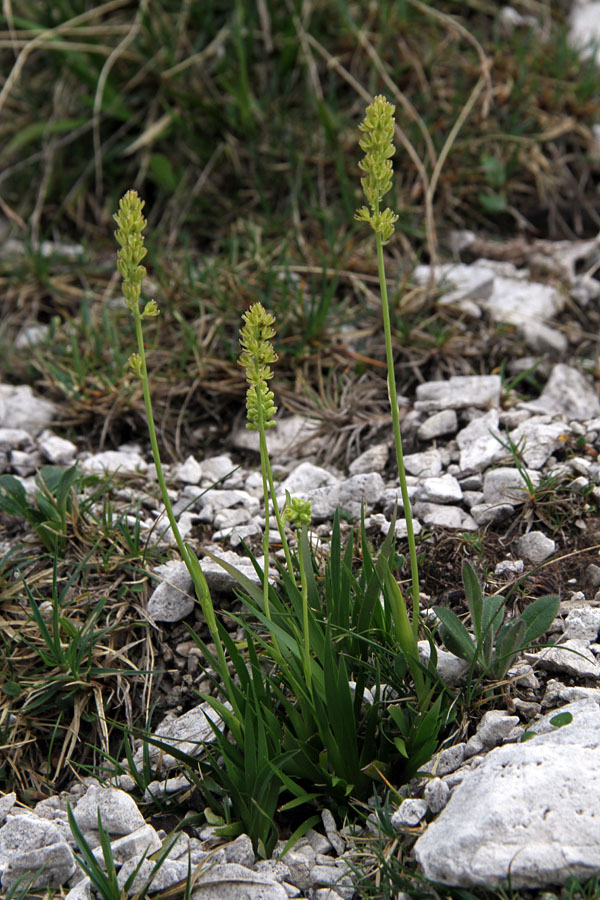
[
  {"left": 284, "top": 493, "right": 313, "bottom": 691},
  {"left": 355, "top": 95, "right": 420, "bottom": 636},
  {"left": 114, "top": 191, "right": 227, "bottom": 673},
  {"left": 238, "top": 302, "right": 295, "bottom": 606}
]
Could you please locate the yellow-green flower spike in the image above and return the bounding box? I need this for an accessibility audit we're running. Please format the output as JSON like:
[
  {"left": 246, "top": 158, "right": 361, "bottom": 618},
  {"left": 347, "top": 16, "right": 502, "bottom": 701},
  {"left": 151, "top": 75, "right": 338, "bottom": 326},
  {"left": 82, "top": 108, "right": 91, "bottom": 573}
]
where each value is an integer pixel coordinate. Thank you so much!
[
  {"left": 114, "top": 190, "right": 159, "bottom": 316},
  {"left": 239, "top": 302, "right": 278, "bottom": 431},
  {"left": 284, "top": 493, "right": 312, "bottom": 528},
  {"left": 354, "top": 95, "right": 399, "bottom": 243}
]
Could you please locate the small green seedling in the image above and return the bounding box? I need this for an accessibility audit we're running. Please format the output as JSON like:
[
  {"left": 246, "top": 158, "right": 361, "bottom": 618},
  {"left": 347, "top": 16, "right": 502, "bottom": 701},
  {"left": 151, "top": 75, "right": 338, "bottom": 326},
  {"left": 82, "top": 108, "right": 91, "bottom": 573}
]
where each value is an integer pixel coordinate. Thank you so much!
[{"left": 434, "top": 560, "right": 559, "bottom": 681}]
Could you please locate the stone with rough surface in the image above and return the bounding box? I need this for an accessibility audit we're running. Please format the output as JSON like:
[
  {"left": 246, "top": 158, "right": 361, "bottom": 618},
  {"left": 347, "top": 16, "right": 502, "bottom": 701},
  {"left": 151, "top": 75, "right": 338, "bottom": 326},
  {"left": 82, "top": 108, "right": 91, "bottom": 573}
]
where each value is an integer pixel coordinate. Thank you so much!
[
  {"left": 526, "top": 639, "right": 600, "bottom": 679},
  {"left": 417, "top": 409, "right": 458, "bottom": 441},
  {"left": 464, "top": 710, "right": 521, "bottom": 757},
  {"left": 403, "top": 449, "right": 443, "bottom": 477},
  {"left": 423, "top": 778, "right": 450, "bottom": 814},
  {"left": 130, "top": 700, "right": 227, "bottom": 772},
  {"left": 73, "top": 786, "right": 146, "bottom": 835},
  {"left": 521, "top": 364, "right": 600, "bottom": 420},
  {"left": 92, "top": 823, "right": 162, "bottom": 866},
  {"left": 456, "top": 410, "right": 504, "bottom": 472},
  {"left": 415, "top": 375, "right": 501, "bottom": 412},
  {"left": 413, "top": 701, "right": 600, "bottom": 889},
  {"left": 147, "top": 561, "right": 195, "bottom": 622},
  {"left": 81, "top": 449, "right": 148, "bottom": 475},
  {"left": 190, "top": 862, "right": 289, "bottom": 899},
  {"left": 515, "top": 531, "right": 556, "bottom": 564},
  {"left": 413, "top": 502, "right": 477, "bottom": 531},
  {"left": 0, "top": 384, "right": 56, "bottom": 436},
  {"left": 117, "top": 857, "right": 189, "bottom": 894},
  {"left": 2, "top": 841, "right": 76, "bottom": 890},
  {"left": 417, "top": 473, "right": 463, "bottom": 504},
  {"left": 391, "top": 799, "right": 428, "bottom": 828},
  {"left": 304, "top": 473, "right": 384, "bottom": 521},
  {"left": 37, "top": 429, "right": 77, "bottom": 464}
]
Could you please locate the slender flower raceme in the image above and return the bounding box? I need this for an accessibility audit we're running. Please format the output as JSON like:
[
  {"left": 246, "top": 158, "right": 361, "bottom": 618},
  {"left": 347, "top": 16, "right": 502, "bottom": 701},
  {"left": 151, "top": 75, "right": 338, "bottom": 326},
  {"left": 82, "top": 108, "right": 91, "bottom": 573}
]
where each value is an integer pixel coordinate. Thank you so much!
[
  {"left": 354, "top": 96, "right": 420, "bottom": 638},
  {"left": 114, "top": 191, "right": 224, "bottom": 670},
  {"left": 238, "top": 303, "right": 295, "bottom": 608}
]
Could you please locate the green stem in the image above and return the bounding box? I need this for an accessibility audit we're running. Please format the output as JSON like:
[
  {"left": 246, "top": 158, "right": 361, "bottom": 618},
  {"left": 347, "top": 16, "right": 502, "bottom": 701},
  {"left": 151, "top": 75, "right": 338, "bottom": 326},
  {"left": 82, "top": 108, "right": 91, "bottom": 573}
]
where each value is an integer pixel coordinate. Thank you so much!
[
  {"left": 297, "top": 527, "right": 311, "bottom": 692},
  {"left": 257, "top": 428, "right": 295, "bottom": 581},
  {"left": 375, "top": 232, "right": 420, "bottom": 637},
  {"left": 133, "top": 311, "right": 228, "bottom": 674}
]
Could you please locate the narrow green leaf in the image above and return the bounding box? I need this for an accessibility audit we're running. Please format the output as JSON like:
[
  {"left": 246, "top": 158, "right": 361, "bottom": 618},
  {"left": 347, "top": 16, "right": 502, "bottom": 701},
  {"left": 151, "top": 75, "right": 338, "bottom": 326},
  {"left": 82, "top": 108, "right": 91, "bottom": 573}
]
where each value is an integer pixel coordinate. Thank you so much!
[
  {"left": 462, "top": 560, "right": 483, "bottom": 640},
  {"left": 491, "top": 619, "right": 525, "bottom": 679},
  {"left": 434, "top": 606, "right": 476, "bottom": 665}
]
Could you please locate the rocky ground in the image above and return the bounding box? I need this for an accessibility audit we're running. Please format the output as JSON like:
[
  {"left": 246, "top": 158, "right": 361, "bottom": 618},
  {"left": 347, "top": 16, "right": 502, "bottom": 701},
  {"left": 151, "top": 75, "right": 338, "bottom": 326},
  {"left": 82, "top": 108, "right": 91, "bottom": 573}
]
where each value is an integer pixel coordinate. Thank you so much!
[{"left": 3, "top": 230, "right": 600, "bottom": 898}]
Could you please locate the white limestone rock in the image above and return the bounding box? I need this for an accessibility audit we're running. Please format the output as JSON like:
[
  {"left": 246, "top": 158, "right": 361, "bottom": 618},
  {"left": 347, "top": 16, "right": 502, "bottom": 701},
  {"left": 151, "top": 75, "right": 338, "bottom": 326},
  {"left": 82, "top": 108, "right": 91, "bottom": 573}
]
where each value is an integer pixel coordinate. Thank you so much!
[
  {"left": 391, "top": 798, "right": 428, "bottom": 828},
  {"left": 0, "top": 427, "right": 33, "bottom": 451},
  {"left": 417, "top": 409, "right": 458, "bottom": 440},
  {"left": 415, "top": 375, "right": 501, "bottom": 412},
  {"left": 413, "top": 502, "right": 478, "bottom": 531},
  {"left": 464, "top": 710, "right": 522, "bottom": 757},
  {"left": 423, "top": 778, "right": 450, "bottom": 814},
  {"left": 200, "top": 548, "right": 266, "bottom": 591},
  {"left": 91, "top": 824, "right": 162, "bottom": 866},
  {"left": 520, "top": 364, "right": 600, "bottom": 420},
  {"left": 0, "top": 815, "right": 76, "bottom": 890},
  {"left": 417, "top": 473, "right": 463, "bottom": 504},
  {"left": 189, "top": 862, "right": 290, "bottom": 899},
  {"left": 542, "top": 679, "right": 600, "bottom": 708},
  {"left": 515, "top": 530, "right": 556, "bottom": 564},
  {"left": 80, "top": 448, "right": 148, "bottom": 475},
  {"left": 403, "top": 449, "right": 443, "bottom": 477},
  {"left": 37, "top": 429, "right": 77, "bottom": 465},
  {"left": 483, "top": 466, "right": 541, "bottom": 505},
  {"left": 413, "top": 701, "right": 600, "bottom": 889},
  {"left": 525, "top": 639, "right": 600, "bottom": 679},
  {"left": 277, "top": 461, "right": 338, "bottom": 500},
  {"left": 147, "top": 560, "right": 195, "bottom": 622},
  {"left": 564, "top": 606, "right": 600, "bottom": 641},
  {"left": 570, "top": 0, "right": 600, "bottom": 59},
  {"left": 117, "top": 856, "right": 190, "bottom": 894},
  {"left": 233, "top": 414, "right": 323, "bottom": 458},
  {"left": 412, "top": 262, "right": 495, "bottom": 310},
  {"left": 418, "top": 641, "right": 470, "bottom": 686},
  {"left": 64, "top": 878, "right": 93, "bottom": 900},
  {"left": 130, "top": 700, "right": 227, "bottom": 772},
  {"left": 175, "top": 455, "right": 203, "bottom": 484},
  {"left": 0, "top": 794, "right": 16, "bottom": 827},
  {"left": 348, "top": 442, "right": 389, "bottom": 475},
  {"left": 508, "top": 417, "right": 569, "bottom": 469},
  {"left": 304, "top": 472, "right": 384, "bottom": 522},
  {"left": 0, "top": 384, "right": 56, "bottom": 436},
  {"left": 2, "top": 842, "right": 76, "bottom": 891},
  {"left": 73, "top": 786, "right": 146, "bottom": 835},
  {"left": 200, "top": 454, "right": 238, "bottom": 485},
  {"left": 456, "top": 410, "right": 505, "bottom": 472},
  {"left": 197, "top": 488, "right": 260, "bottom": 516}
]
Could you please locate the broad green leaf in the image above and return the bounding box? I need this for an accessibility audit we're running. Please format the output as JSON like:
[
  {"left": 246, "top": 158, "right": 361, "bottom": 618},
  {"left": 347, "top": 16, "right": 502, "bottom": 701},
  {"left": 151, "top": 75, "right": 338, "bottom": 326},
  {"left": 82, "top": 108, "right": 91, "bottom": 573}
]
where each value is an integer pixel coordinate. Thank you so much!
[
  {"left": 0, "top": 474, "right": 28, "bottom": 516},
  {"left": 149, "top": 153, "right": 178, "bottom": 191},
  {"left": 479, "top": 191, "right": 508, "bottom": 214},
  {"left": 519, "top": 594, "right": 560, "bottom": 646},
  {"left": 1, "top": 681, "right": 21, "bottom": 698},
  {"left": 550, "top": 711, "right": 573, "bottom": 728},
  {"left": 434, "top": 606, "right": 476, "bottom": 665}
]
